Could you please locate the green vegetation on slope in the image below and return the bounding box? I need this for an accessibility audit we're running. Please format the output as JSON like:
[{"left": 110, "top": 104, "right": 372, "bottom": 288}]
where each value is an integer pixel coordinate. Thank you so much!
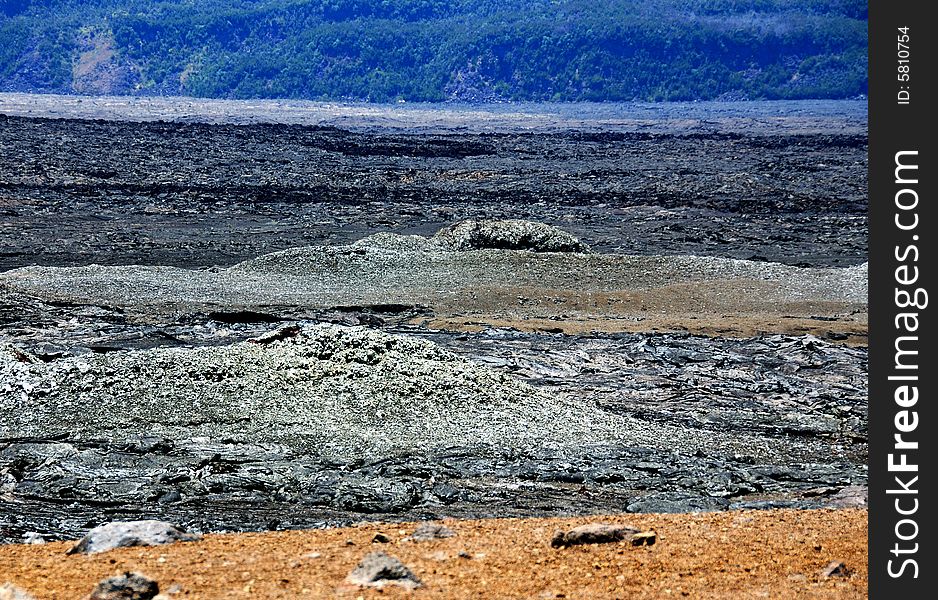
[{"left": 0, "top": 0, "right": 867, "bottom": 101}]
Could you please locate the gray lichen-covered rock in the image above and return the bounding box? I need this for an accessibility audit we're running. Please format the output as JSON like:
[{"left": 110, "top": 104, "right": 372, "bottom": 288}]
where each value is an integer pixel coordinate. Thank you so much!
[
  {"left": 88, "top": 572, "right": 159, "bottom": 600},
  {"left": 67, "top": 521, "right": 200, "bottom": 555},
  {"left": 347, "top": 552, "right": 421, "bottom": 588},
  {"left": 432, "top": 219, "right": 589, "bottom": 253},
  {"left": 550, "top": 523, "right": 639, "bottom": 548}
]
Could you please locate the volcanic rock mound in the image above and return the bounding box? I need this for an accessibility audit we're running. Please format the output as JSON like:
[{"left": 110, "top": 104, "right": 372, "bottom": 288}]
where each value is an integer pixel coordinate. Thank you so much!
[
  {"left": 0, "top": 219, "right": 865, "bottom": 320},
  {"left": 0, "top": 324, "right": 618, "bottom": 458}
]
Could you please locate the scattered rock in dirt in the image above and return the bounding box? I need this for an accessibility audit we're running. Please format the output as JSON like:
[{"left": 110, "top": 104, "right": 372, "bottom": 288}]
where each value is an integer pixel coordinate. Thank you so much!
[
  {"left": 410, "top": 522, "right": 456, "bottom": 541},
  {"left": 346, "top": 551, "right": 422, "bottom": 589},
  {"left": 433, "top": 219, "right": 589, "bottom": 253},
  {"left": 67, "top": 521, "right": 200, "bottom": 555},
  {"left": 0, "top": 584, "right": 35, "bottom": 600},
  {"left": 821, "top": 560, "right": 851, "bottom": 579},
  {"left": 88, "top": 572, "right": 159, "bottom": 600},
  {"left": 371, "top": 533, "right": 391, "bottom": 544},
  {"left": 550, "top": 523, "right": 639, "bottom": 548},
  {"left": 630, "top": 531, "right": 657, "bottom": 546},
  {"left": 0, "top": 508, "right": 871, "bottom": 599}
]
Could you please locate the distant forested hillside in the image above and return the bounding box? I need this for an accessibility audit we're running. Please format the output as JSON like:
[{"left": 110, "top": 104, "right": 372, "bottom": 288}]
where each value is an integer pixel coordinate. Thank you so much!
[{"left": 0, "top": 0, "right": 867, "bottom": 101}]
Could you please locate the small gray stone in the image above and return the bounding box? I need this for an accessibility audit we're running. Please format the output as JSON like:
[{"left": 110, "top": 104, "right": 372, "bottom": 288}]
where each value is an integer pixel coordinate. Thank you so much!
[
  {"left": 89, "top": 573, "right": 159, "bottom": 600},
  {"left": 347, "top": 552, "right": 421, "bottom": 589},
  {"left": 410, "top": 522, "right": 455, "bottom": 542},
  {"left": 551, "top": 523, "right": 639, "bottom": 548},
  {"left": 821, "top": 560, "right": 850, "bottom": 579},
  {"left": 67, "top": 520, "right": 200, "bottom": 555}
]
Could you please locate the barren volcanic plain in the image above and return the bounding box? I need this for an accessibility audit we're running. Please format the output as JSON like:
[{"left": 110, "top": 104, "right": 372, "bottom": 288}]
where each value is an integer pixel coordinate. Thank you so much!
[{"left": 0, "top": 96, "right": 867, "bottom": 598}]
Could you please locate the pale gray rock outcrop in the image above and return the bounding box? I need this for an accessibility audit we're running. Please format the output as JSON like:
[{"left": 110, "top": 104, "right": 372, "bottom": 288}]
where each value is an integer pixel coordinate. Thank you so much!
[
  {"left": 347, "top": 552, "right": 421, "bottom": 589},
  {"left": 67, "top": 520, "right": 199, "bottom": 555},
  {"left": 432, "top": 219, "right": 590, "bottom": 253},
  {"left": 0, "top": 584, "right": 35, "bottom": 600}
]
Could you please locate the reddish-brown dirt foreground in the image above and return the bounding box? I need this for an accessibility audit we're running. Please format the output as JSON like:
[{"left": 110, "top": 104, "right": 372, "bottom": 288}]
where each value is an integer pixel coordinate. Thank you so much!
[{"left": 0, "top": 509, "right": 867, "bottom": 599}]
